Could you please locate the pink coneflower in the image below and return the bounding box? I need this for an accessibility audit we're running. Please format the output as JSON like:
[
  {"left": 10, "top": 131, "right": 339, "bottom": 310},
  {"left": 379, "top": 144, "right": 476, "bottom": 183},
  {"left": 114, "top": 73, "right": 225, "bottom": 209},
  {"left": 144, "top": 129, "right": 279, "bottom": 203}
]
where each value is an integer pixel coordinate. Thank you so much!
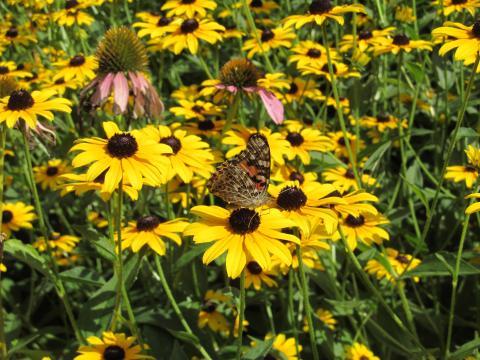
[
  {"left": 80, "top": 27, "right": 164, "bottom": 120},
  {"left": 216, "top": 58, "right": 284, "bottom": 125}
]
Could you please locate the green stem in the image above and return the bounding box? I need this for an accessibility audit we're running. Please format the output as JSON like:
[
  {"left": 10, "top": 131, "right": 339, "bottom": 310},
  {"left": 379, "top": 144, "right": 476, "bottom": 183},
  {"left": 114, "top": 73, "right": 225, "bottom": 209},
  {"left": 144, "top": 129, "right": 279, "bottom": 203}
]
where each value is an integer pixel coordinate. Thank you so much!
[
  {"left": 397, "top": 282, "right": 418, "bottom": 337},
  {"left": 21, "top": 130, "right": 85, "bottom": 344},
  {"left": 224, "top": 93, "right": 241, "bottom": 133},
  {"left": 288, "top": 270, "right": 301, "bottom": 359},
  {"left": 236, "top": 270, "right": 246, "bottom": 360},
  {"left": 445, "top": 209, "right": 473, "bottom": 357},
  {"left": 296, "top": 245, "right": 319, "bottom": 360},
  {"left": 0, "top": 126, "right": 7, "bottom": 358},
  {"left": 154, "top": 255, "right": 213, "bottom": 360},
  {"left": 111, "top": 184, "right": 124, "bottom": 331},
  {"left": 321, "top": 25, "right": 362, "bottom": 188},
  {"left": 418, "top": 54, "right": 480, "bottom": 254}
]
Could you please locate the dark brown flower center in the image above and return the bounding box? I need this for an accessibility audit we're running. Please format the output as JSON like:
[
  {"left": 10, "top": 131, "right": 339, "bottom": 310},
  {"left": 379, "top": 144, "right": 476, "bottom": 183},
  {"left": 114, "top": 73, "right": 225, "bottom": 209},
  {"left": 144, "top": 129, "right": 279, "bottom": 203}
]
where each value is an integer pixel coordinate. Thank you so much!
[
  {"left": 160, "top": 136, "right": 182, "bottom": 154},
  {"left": 359, "top": 357, "right": 369, "bottom": 360},
  {"left": 107, "top": 133, "right": 138, "bottom": 158},
  {"left": 261, "top": 29, "right": 275, "bottom": 42},
  {"left": 393, "top": 34, "right": 410, "bottom": 46},
  {"left": 7, "top": 89, "right": 34, "bottom": 110},
  {"left": 157, "top": 16, "right": 173, "bottom": 26},
  {"left": 452, "top": 0, "right": 467, "bottom": 4},
  {"left": 2, "top": 210, "right": 13, "bottom": 224},
  {"left": 345, "top": 214, "right": 365, "bottom": 227},
  {"left": 136, "top": 215, "right": 163, "bottom": 231},
  {"left": 337, "top": 137, "right": 346, "bottom": 146},
  {"left": 0, "top": 66, "right": 8, "bottom": 75},
  {"left": 103, "top": 345, "right": 125, "bottom": 360},
  {"left": 358, "top": 30, "right": 373, "bottom": 40},
  {"left": 198, "top": 119, "right": 215, "bottom": 131},
  {"left": 277, "top": 186, "right": 307, "bottom": 211},
  {"left": 6, "top": 27, "right": 18, "bottom": 38},
  {"left": 202, "top": 300, "right": 217, "bottom": 313},
  {"left": 396, "top": 254, "right": 410, "bottom": 264},
  {"left": 65, "top": 0, "right": 79, "bottom": 9},
  {"left": 309, "top": 0, "right": 332, "bottom": 14},
  {"left": 94, "top": 170, "right": 108, "bottom": 184},
  {"left": 46, "top": 166, "right": 59, "bottom": 176},
  {"left": 289, "top": 171, "right": 305, "bottom": 184},
  {"left": 321, "top": 63, "right": 337, "bottom": 74},
  {"left": 69, "top": 55, "right": 86, "bottom": 67},
  {"left": 229, "top": 208, "right": 261, "bottom": 234},
  {"left": 192, "top": 105, "right": 204, "bottom": 113},
  {"left": 251, "top": 0, "right": 263, "bottom": 7},
  {"left": 376, "top": 114, "right": 390, "bottom": 123},
  {"left": 307, "top": 48, "right": 321, "bottom": 58},
  {"left": 286, "top": 132, "right": 304, "bottom": 146},
  {"left": 182, "top": 0, "right": 196, "bottom": 3},
  {"left": 181, "top": 19, "right": 199, "bottom": 33},
  {"left": 465, "top": 165, "right": 477, "bottom": 172},
  {"left": 288, "top": 82, "right": 299, "bottom": 94},
  {"left": 345, "top": 169, "right": 355, "bottom": 179},
  {"left": 247, "top": 261, "right": 263, "bottom": 275},
  {"left": 472, "top": 21, "right": 480, "bottom": 38},
  {"left": 55, "top": 78, "right": 66, "bottom": 84}
]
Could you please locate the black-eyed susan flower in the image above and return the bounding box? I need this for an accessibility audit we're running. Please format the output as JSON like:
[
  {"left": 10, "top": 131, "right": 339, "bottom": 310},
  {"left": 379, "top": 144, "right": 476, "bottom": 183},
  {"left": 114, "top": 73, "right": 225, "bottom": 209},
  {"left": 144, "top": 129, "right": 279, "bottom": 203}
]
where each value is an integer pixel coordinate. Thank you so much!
[
  {"left": 1, "top": 202, "right": 36, "bottom": 237},
  {"left": 161, "top": 0, "right": 217, "bottom": 17},
  {"left": 33, "top": 159, "right": 71, "bottom": 190},
  {"left": 141, "top": 124, "right": 215, "bottom": 183},
  {"left": 432, "top": 21, "right": 480, "bottom": 67},
  {"left": 121, "top": 215, "right": 188, "bottom": 255},
  {"left": 60, "top": 172, "right": 140, "bottom": 201},
  {"left": 223, "top": 126, "right": 291, "bottom": 165},
  {"left": 1, "top": 25, "right": 37, "bottom": 47},
  {"left": 395, "top": 5, "right": 416, "bottom": 23},
  {"left": 336, "top": 212, "right": 389, "bottom": 250},
  {"left": 88, "top": 211, "right": 108, "bottom": 228},
  {"left": 34, "top": 232, "right": 80, "bottom": 253},
  {"left": 276, "top": 77, "right": 324, "bottom": 104},
  {"left": 245, "top": 260, "right": 278, "bottom": 290},
  {"left": 445, "top": 164, "right": 478, "bottom": 188},
  {"left": 69, "top": 121, "right": 172, "bottom": 194},
  {"left": 288, "top": 40, "right": 339, "bottom": 70},
  {"left": 184, "top": 206, "right": 300, "bottom": 279},
  {"left": 161, "top": 17, "right": 224, "bottom": 55},
  {"left": 133, "top": 12, "right": 174, "bottom": 39},
  {"left": 303, "top": 308, "right": 337, "bottom": 331},
  {"left": 465, "top": 144, "right": 480, "bottom": 167},
  {"left": 345, "top": 342, "right": 380, "bottom": 360},
  {"left": 300, "top": 62, "right": 361, "bottom": 82},
  {"left": 357, "top": 114, "right": 408, "bottom": 132},
  {"left": 171, "top": 84, "right": 202, "bottom": 102},
  {"left": 364, "top": 247, "right": 422, "bottom": 283},
  {"left": 53, "top": 0, "right": 99, "bottom": 27},
  {"left": 260, "top": 333, "right": 302, "bottom": 360},
  {"left": 373, "top": 34, "right": 433, "bottom": 55},
  {"left": 42, "top": 77, "right": 80, "bottom": 95},
  {"left": 0, "top": 88, "right": 71, "bottom": 129},
  {"left": 339, "top": 27, "right": 395, "bottom": 53},
  {"left": 282, "top": 120, "right": 334, "bottom": 165},
  {"left": 283, "top": 0, "right": 366, "bottom": 29},
  {"left": 323, "top": 166, "right": 377, "bottom": 191},
  {"left": 214, "top": 59, "right": 285, "bottom": 124},
  {"left": 184, "top": 117, "right": 226, "bottom": 137},
  {"left": 271, "top": 165, "right": 318, "bottom": 187},
  {"left": 432, "top": 0, "right": 480, "bottom": 16},
  {"left": 198, "top": 300, "right": 230, "bottom": 334},
  {"left": 52, "top": 54, "right": 97, "bottom": 84},
  {"left": 74, "top": 331, "right": 152, "bottom": 360},
  {"left": 329, "top": 131, "right": 365, "bottom": 160},
  {"left": 0, "top": 61, "right": 32, "bottom": 79},
  {"left": 466, "top": 193, "right": 480, "bottom": 214},
  {"left": 270, "top": 181, "right": 345, "bottom": 234},
  {"left": 169, "top": 99, "right": 223, "bottom": 120},
  {"left": 81, "top": 27, "right": 164, "bottom": 120},
  {"left": 242, "top": 26, "right": 296, "bottom": 58},
  {"left": 329, "top": 189, "right": 379, "bottom": 218},
  {"left": 273, "top": 242, "right": 325, "bottom": 274}
]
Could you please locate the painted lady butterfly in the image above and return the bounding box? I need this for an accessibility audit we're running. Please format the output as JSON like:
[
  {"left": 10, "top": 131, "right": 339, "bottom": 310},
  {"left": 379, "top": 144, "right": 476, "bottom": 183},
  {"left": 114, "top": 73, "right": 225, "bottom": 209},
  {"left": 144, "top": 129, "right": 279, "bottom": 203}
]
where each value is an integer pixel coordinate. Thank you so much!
[{"left": 207, "top": 133, "right": 273, "bottom": 208}]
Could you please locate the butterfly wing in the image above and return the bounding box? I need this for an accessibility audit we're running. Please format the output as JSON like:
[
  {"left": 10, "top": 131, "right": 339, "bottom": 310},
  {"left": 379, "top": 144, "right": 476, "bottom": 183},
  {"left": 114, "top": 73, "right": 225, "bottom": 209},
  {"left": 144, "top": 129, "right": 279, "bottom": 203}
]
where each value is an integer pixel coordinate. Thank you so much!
[{"left": 207, "top": 133, "right": 271, "bottom": 208}]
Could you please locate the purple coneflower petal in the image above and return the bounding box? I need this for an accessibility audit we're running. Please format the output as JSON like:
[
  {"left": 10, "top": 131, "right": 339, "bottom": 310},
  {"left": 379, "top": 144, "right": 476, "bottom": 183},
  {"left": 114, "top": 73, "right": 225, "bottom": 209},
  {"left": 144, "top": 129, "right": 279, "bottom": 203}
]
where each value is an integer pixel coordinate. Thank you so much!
[
  {"left": 258, "top": 88, "right": 284, "bottom": 125},
  {"left": 113, "top": 72, "right": 129, "bottom": 113},
  {"left": 99, "top": 73, "right": 115, "bottom": 100},
  {"left": 215, "top": 84, "right": 238, "bottom": 93}
]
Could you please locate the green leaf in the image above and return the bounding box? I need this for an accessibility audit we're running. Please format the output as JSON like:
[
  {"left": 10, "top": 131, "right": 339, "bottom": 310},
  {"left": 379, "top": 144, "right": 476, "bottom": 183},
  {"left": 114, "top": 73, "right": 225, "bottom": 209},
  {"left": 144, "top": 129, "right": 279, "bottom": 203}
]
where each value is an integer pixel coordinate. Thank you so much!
[
  {"left": 59, "top": 266, "right": 105, "bottom": 287},
  {"left": 403, "top": 252, "right": 480, "bottom": 278},
  {"left": 164, "top": 329, "right": 200, "bottom": 346},
  {"left": 456, "top": 127, "right": 479, "bottom": 140},
  {"left": 405, "top": 62, "right": 425, "bottom": 83},
  {"left": 4, "top": 239, "right": 47, "bottom": 275},
  {"left": 362, "top": 141, "right": 391, "bottom": 171},
  {"left": 243, "top": 337, "right": 275, "bottom": 359},
  {"left": 449, "top": 337, "right": 480, "bottom": 360},
  {"left": 91, "top": 236, "right": 116, "bottom": 262},
  {"left": 174, "top": 244, "right": 209, "bottom": 271}
]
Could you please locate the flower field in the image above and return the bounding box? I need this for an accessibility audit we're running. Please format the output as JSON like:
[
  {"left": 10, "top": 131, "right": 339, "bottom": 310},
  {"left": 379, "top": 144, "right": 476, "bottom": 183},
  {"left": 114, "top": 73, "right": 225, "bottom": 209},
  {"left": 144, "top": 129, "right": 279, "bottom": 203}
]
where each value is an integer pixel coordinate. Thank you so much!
[{"left": 2, "top": 0, "right": 480, "bottom": 359}]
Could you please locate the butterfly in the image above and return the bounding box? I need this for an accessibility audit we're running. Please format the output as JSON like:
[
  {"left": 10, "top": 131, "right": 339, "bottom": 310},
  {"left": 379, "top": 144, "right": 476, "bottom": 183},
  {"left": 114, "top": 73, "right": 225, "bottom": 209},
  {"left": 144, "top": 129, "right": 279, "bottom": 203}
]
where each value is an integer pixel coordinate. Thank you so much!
[{"left": 207, "top": 133, "right": 273, "bottom": 208}]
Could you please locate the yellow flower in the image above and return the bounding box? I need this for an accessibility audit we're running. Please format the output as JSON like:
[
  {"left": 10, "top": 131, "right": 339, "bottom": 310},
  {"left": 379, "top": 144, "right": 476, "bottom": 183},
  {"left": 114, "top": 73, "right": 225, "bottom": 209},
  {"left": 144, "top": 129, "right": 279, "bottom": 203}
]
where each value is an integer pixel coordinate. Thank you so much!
[
  {"left": 288, "top": 40, "right": 340, "bottom": 70},
  {"left": 323, "top": 166, "right": 377, "bottom": 192},
  {"left": 87, "top": 211, "right": 108, "bottom": 228},
  {"left": 271, "top": 164, "right": 318, "bottom": 186},
  {"left": 184, "top": 205, "right": 300, "bottom": 279},
  {"left": 34, "top": 232, "right": 79, "bottom": 252},
  {"left": 162, "top": 18, "right": 225, "bottom": 55},
  {"left": 282, "top": 120, "right": 333, "bottom": 164},
  {"left": 1, "top": 202, "right": 36, "bottom": 237},
  {"left": 373, "top": 34, "right": 433, "bottom": 55},
  {"left": 465, "top": 144, "right": 480, "bottom": 168},
  {"left": 345, "top": 342, "right": 380, "bottom": 360},
  {"left": 263, "top": 333, "right": 302, "bottom": 360},
  {"left": 432, "top": 0, "right": 480, "bottom": 16},
  {"left": 300, "top": 62, "right": 361, "bottom": 82},
  {"left": 121, "top": 215, "right": 188, "bottom": 255},
  {"left": 365, "top": 247, "right": 422, "bottom": 283},
  {"left": 69, "top": 121, "right": 172, "bottom": 194},
  {"left": 169, "top": 99, "right": 223, "bottom": 120},
  {"left": 245, "top": 260, "right": 278, "bottom": 290},
  {"left": 445, "top": 165, "right": 478, "bottom": 188},
  {"left": 133, "top": 12, "right": 174, "bottom": 40},
  {"left": 465, "top": 193, "right": 480, "bottom": 214},
  {"left": 198, "top": 290, "right": 231, "bottom": 334},
  {"left": 33, "top": 159, "right": 71, "bottom": 190},
  {"left": 52, "top": 54, "right": 97, "bottom": 83},
  {"left": 52, "top": 0, "right": 100, "bottom": 27},
  {"left": 74, "top": 331, "right": 152, "bottom": 360},
  {"left": 283, "top": 0, "right": 366, "bottom": 29},
  {"left": 304, "top": 308, "right": 337, "bottom": 331},
  {"left": 339, "top": 27, "right": 396, "bottom": 53},
  {"left": 0, "top": 61, "right": 32, "bottom": 79},
  {"left": 141, "top": 124, "right": 215, "bottom": 183},
  {"left": 161, "top": 0, "right": 217, "bottom": 17},
  {"left": 336, "top": 212, "right": 390, "bottom": 250},
  {"left": 0, "top": 88, "right": 71, "bottom": 129},
  {"left": 275, "top": 77, "right": 324, "bottom": 104},
  {"left": 357, "top": 114, "right": 408, "bottom": 132},
  {"left": 395, "top": 5, "right": 416, "bottom": 23},
  {"left": 242, "top": 27, "right": 296, "bottom": 58}
]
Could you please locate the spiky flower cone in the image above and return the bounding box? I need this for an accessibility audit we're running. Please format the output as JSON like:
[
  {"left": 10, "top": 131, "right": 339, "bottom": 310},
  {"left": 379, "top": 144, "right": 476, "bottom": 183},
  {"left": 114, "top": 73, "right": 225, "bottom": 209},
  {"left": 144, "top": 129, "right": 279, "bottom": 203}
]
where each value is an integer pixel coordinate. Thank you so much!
[{"left": 96, "top": 26, "right": 148, "bottom": 75}]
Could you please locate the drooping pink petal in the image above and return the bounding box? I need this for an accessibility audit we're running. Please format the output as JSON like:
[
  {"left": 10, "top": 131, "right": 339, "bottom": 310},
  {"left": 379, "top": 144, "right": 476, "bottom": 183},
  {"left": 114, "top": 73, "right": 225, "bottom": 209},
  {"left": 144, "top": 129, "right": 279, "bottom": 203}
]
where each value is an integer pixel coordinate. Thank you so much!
[
  {"left": 243, "top": 86, "right": 257, "bottom": 93},
  {"left": 258, "top": 88, "right": 284, "bottom": 125},
  {"left": 215, "top": 84, "right": 238, "bottom": 93},
  {"left": 99, "top": 73, "right": 115, "bottom": 100},
  {"left": 113, "top": 72, "right": 129, "bottom": 114}
]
